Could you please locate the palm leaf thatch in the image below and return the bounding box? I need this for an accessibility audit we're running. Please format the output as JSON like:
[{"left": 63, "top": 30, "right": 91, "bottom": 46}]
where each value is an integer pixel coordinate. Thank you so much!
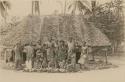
[
  {"left": 83, "top": 21, "right": 111, "bottom": 46},
  {"left": 0, "top": 15, "right": 41, "bottom": 46},
  {"left": 41, "top": 15, "right": 111, "bottom": 46},
  {"left": 65, "top": 15, "right": 111, "bottom": 46},
  {"left": 0, "top": 15, "right": 111, "bottom": 47},
  {"left": 40, "top": 15, "right": 62, "bottom": 40}
]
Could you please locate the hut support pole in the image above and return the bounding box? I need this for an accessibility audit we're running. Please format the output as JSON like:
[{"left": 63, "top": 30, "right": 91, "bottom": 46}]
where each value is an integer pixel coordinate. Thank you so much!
[
  {"left": 92, "top": 54, "right": 95, "bottom": 61},
  {"left": 4, "top": 49, "right": 7, "bottom": 63},
  {"left": 105, "top": 50, "right": 108, "bottom": 64}
]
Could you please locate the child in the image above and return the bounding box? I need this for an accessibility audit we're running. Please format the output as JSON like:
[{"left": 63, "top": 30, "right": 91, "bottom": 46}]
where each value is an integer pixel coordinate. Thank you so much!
[{"left": 34, "top": 49, "right": 43, "bottom": 70}]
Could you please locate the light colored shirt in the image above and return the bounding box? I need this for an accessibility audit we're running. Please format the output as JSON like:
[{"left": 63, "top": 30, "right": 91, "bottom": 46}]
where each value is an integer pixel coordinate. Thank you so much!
[
  {"left": 24, "top": 45, "right": 34, "bottom": 60},
  {"left": 14, "top": 46, "right": 21, "bottom": 61},
  {"left": 67, "top": 41, "right": 74, "bottom": 52}
]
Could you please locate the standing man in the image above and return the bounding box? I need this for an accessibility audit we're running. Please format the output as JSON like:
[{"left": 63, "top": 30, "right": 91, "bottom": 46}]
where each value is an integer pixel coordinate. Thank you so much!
[
  {"left": 24, "top": 43, "right": 34, "bottom": 71},
  {"left": 75, "top": 42, "right": 81, "bottom": 64},
  {"left": 67, "top": 37, "right": 75, "bottom": 63},
  {"left": 67, "top": 38, "right": 77, "bottom": 71},
  {"left": 14, "top": 43, "right": 22, "bottom": 70}
]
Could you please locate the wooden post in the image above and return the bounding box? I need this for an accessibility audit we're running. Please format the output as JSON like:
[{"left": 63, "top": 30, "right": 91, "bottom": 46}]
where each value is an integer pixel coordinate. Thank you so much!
[
  {"left": 4, "top": 49, "right": 7, "bottom": 63},
  {"left": 92, "top": 54, "right": 95, "bottom": 61},
  {"left": 105, "top": 48, "right": 108, "bottom": 64}
]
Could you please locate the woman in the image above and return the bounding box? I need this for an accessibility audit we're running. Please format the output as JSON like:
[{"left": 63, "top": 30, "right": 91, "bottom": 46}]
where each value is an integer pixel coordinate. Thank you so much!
[
  {"left": 78, "top": 42, "right": 87, "bottom": 70},
  {"left": 48, "top": 42, "right": 56, "bottom": 69},
  {"left": 42, "top": 44, "right": 48, "bottom": 69},
  {"left": 58, "top": 40, "right": 67, "bottom": 69}
]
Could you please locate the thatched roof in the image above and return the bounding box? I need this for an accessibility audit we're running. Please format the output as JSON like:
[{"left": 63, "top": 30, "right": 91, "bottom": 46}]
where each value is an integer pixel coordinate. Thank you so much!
[
  {"left": 41, "top": 15, "right": 111, "bottom": 46},
  {"left": 70, "top": 15, "right": 111, "bottom": 46},
  {"left": 83, "top": 21, "right": 111, "bottom": 46},
  {"left": 0, "top": 15, "right": 41, "bottom": 46},
  {"left": 0, "top": 15, "right": 111, "bottom": 47}
]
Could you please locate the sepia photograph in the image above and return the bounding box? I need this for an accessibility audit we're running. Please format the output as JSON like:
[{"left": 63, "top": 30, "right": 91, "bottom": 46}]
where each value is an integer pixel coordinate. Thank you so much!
[{"left": 0, "top": 0, "right": 125, "bottom": 82}]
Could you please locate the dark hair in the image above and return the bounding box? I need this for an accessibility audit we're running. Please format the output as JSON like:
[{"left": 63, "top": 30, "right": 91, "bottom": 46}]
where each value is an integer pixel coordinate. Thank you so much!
[{"left": 83, "top": 41, "right": 86, "bottom": 46}]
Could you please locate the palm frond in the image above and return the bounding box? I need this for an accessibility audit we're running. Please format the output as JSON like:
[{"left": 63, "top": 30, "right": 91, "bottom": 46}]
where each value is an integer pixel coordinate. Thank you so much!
[
  {"left": 68, "top": 0, "right": 92, "bottom": 15},
  {"left": 68, "top": 3, "right": 73, "bottom": 10},
  {"left": 81, "top": 0, "right": 92, "bottom": 11},
  {"left": 0, "top": 1, "right": 10, "bottom": 18},
  {"left": 77, "top": 1, "right": 91, "bottom": 12},
  {"left": 0, "top": 1, "right": 6, "bottom": 17},
  {"left": 68, "top": 1, "right": 76, "bottom": 10},
  {"left": 3, "top": 1, "right": 11, "bottom": 9},
  {"left": 0, "top": 1, "right": 5, "bottom": 11}
]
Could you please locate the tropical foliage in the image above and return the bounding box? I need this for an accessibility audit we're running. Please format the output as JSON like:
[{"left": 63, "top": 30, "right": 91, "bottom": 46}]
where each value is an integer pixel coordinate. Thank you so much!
[{"left": 88, "top": 0, "right": 124, "bottom": 51}]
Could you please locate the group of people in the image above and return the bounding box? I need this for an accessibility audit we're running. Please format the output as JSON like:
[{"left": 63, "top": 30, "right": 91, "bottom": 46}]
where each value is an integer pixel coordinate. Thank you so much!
[{"left": 13, "top": 38, "right": 89, "bottom": 72}]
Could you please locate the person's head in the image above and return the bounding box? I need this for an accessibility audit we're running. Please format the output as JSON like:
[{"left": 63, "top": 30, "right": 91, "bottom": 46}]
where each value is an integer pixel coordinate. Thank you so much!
[
  {"left": 37, "top": 49, "right": 41, "bottom": 53},
  {"left": 43, "top": 43, "right": 47, "bottom": 48},
  {"left": 26, "top": 43, "right": 30, "bottom": 46},
  {"left": 32, "top": 43, "right": 36, "bottom": 48},
  {"left": 83, "top": 41, "right": 86, "bottom": 47},
  {"left": 69, "top": 37, "right": 73, "bottom": 42},
  {"left": 49, "top": 37, "right": 53, "bottom": 42},
  {"left": 75, "top": 41, "right": 79, "bottom": 46},
  {"left": 43, "top": 43, "right": 46, "bottom": 47},
  {"left": 60, "top": 40, "right": 64, "bottom": 45},
  {"left": 52, "top": 43, "right": 55, "bottom": 48},
  {"left": 15, "top": 43, "right": 19, "bottom": 47},
  {"left": 55, "top": 40, "right": 59, "bottom": 44},
  {"left": 28, "top": 42, "right": 32, "bottom": 46},
  {"left": 24, "top": 43, "right": 28, "bottom": 46},
  {"left": 30, "top": 42, "right": 34, "bottom": 46},
  {"left": 37, "top": 40, "right": 41, "bottom": 45}
]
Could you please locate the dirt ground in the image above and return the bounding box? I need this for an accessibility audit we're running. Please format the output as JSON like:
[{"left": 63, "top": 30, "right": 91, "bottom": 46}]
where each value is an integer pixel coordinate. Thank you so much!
[{"left": 0, "top": 54, "right": 125, "bottom": 82}]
